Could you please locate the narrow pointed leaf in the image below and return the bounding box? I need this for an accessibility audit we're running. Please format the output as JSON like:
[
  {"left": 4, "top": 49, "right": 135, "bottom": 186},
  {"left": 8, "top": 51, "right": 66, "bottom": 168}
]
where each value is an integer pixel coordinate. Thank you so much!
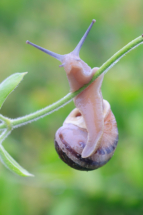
[
  {"left": 0, "top": 72, "right": 27, "bottom": 109},
  {"left": 0, "top": 145, "right": 34, "bottom": 177}
]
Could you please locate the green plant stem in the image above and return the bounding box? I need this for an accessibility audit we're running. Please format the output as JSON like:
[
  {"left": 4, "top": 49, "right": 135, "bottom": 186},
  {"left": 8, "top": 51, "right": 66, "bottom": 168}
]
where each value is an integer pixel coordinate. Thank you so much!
[
  {"left": 0, "top": 35, "right": 143, "bottom": 130},
  {"left": 0, "top": 114, "right": 12, "bottom": 130},
  {"left": 0, "top": 115, "right": 12, "bottom": 143},
  {"left": 0, "top": 129, "right": 11, "bottom": 144}
]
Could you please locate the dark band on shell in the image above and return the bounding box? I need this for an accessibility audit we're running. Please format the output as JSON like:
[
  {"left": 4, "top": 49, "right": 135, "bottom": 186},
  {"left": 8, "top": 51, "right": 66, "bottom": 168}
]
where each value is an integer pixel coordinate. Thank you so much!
[{"left": 54, "top": 130, "right": 119, "bottom": 171}]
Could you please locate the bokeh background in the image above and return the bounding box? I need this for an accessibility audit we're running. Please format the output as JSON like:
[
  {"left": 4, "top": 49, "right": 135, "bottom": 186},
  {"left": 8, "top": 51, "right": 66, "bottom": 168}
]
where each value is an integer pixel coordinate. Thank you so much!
[{"left": 0, "top": 0, "right": 143, "bottom": 214}]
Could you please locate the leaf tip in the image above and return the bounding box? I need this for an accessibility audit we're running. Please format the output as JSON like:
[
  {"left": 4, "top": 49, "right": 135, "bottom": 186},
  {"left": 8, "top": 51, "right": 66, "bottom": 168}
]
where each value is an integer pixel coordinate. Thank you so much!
[
  {"left": 22, "top": 72, "right": 28, "bottom": 76},
  {"left": 25, "top": 173, "right": 35, "bottom": 177}
]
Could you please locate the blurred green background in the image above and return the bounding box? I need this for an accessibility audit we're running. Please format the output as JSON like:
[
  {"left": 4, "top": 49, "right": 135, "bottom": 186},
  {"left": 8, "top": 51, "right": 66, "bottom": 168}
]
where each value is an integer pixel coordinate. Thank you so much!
[{"left": 0, "top": 0, "right": 143, "bottom": 214}]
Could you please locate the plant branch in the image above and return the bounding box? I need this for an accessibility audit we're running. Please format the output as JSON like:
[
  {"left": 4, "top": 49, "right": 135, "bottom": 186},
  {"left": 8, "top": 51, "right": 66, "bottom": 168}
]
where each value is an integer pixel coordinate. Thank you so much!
[
  {"left": 0, "top": 129, "right": 11, "bottom": 144},
  {"left": 0, "top": 115, "right": 12, "bottom": 144},
  {"left": 0, "top": 35, "right": 143, "bottom": 130}
]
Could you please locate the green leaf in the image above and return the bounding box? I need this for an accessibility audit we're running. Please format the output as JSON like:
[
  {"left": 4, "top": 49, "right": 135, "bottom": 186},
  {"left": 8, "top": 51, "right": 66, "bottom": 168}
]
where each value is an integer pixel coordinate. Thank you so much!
[
  {"left": 0, "top": 72, "right": 27, "bottom": 109},
  {"left": 0, "top": 145, "right": 34, "bottom": 177}
]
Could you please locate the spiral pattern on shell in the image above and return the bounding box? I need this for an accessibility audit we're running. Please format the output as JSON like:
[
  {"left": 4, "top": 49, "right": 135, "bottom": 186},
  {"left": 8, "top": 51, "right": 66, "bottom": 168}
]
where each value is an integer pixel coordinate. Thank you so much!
[{"left": 55, "top": 106, "right": 118, "bottom": 171}]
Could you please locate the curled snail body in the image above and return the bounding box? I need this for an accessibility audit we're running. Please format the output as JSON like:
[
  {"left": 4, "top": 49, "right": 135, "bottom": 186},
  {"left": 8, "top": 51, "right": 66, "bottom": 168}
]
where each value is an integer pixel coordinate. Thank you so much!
[{"left": 27, "top": 20, "right": 118, "bottom": 171}]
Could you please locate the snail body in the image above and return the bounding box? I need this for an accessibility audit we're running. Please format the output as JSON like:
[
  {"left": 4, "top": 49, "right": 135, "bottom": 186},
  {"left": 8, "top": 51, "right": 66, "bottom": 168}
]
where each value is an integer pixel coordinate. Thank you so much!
[
  {"left": 55, "top": 75, "right": 118, "bottom": 170},
  {"left": 27, "top": 20, "right": 118, "bottom": 171}
]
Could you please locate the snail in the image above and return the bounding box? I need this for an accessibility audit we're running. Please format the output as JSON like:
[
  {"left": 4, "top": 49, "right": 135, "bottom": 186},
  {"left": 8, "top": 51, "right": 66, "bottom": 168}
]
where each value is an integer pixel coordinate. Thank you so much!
[{"left": 26, "top": 19, "right": 118, "bottom": 171}]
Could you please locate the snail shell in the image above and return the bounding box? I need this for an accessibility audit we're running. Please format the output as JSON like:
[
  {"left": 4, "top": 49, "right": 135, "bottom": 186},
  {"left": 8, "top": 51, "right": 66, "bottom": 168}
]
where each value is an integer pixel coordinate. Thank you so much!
[{"left": 55, "top": 100, "right": 118, "bottom": 171}]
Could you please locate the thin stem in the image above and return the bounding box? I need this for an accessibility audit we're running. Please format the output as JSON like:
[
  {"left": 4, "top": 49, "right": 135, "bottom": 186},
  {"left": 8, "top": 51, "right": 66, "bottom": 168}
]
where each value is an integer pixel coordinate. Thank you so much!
[
  {"left": 0, "top": 115, "right": 12, "bottom": 144},
  {"left": 0, "top": 35, "right": 143, "bottom": 130},
  {"left": 0, "top": 114, "right": 12, "bottom": 130},
  {"left": 0, "top": 129, "right": 11, "bottom": 145}
]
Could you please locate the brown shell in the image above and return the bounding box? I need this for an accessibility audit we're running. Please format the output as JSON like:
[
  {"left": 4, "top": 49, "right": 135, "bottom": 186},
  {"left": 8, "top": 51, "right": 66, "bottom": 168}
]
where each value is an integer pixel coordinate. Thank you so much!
[{"left": 55, "top": 109, "right": 118, "bottom": 171}]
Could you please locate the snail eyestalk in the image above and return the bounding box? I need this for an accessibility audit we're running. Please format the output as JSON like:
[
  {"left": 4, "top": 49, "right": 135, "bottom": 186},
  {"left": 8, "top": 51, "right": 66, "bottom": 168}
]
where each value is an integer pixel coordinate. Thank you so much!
[
  {"left": 26, "top": 40, "right": 65, "bottom": 62},
  {"left": 72, "top": 19, "right": 96, "bottom": 56}
]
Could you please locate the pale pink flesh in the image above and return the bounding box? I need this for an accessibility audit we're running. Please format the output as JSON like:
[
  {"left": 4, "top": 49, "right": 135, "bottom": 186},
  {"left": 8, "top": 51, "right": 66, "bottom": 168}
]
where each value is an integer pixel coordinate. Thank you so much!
[{"left": 74, "top": 69, "right": 104, "bottom": 158}]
